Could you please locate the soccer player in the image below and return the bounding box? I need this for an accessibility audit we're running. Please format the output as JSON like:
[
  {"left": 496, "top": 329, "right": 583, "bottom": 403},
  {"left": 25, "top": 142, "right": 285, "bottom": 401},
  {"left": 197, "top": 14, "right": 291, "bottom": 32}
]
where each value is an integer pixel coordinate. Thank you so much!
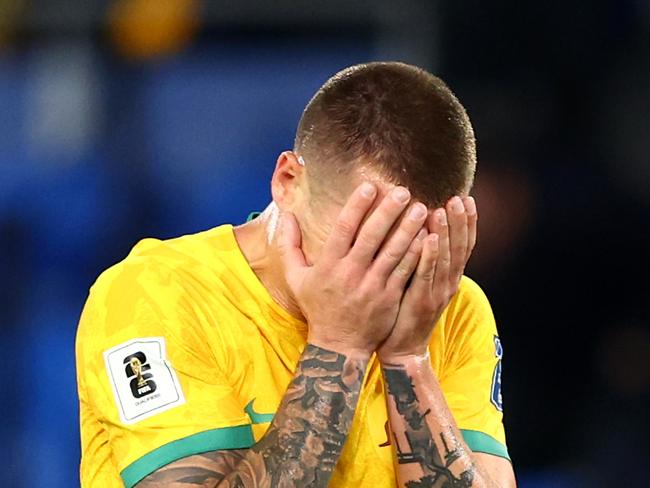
[{"left": 76, "top": 62, "right": 516, "bottom": 487}]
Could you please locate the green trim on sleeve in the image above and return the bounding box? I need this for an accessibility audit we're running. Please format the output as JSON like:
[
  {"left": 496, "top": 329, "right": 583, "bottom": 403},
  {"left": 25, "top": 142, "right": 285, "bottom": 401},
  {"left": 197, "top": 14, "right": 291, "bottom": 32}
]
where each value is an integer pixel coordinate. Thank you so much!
[
  {"left": 460, "top": 429, "right": 511, "bottom": 461},
  {"left": 120, "top": 424, "right": 255, "bottom": 488},
  {"left": 246, "top": 211, "right": 261, "bottom": 222}
]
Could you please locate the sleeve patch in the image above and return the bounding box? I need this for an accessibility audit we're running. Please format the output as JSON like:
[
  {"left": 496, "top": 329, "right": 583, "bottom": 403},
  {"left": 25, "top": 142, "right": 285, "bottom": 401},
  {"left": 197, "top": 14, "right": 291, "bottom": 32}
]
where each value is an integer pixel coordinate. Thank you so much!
[
  {"left": 104, "top": 337, "right": 186, "bottom": 424},
  {"left": 490, "top": 336, "right": 503, "bottom": 412}
]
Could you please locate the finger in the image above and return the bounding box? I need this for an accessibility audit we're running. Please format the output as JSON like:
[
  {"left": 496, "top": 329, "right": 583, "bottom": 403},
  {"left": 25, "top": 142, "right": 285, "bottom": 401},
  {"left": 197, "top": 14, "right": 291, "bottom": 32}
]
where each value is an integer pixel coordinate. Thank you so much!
[
  {"left": 370, "top": 201, "right": 428, "bottom": 282},
  {"left": 463, "top": 196, "right": 477, "bottom": 260},
  {"left": 349, "top": 186, "right": 412, "bottom": 265},
  {"left": 445, "top": 196, "right": 468, "bottom": 282},
  {"left": 405, "top": 234, "right": 439, "bottom": 303},
  {"left": 322, "top": 182, "right": 378, "bottom": 260},
  {"left": 386, "top": 227, "right": 427, "bottom": 290},
  {"left": 278, "top": 212, "right": 308, "bottom": 274},
  {"left": 413, "top": 234, "right": 439, "bottom": 282},
  {"left": 429, "top": 208, "right": 450, "bottom": 294}
]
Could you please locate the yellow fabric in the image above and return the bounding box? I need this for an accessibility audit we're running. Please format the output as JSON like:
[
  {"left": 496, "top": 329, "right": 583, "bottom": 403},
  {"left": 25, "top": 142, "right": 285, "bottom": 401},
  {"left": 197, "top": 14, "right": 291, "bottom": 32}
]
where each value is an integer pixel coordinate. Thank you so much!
[{"left": 76, "top": 224, "right": 507, "bottom": 487}]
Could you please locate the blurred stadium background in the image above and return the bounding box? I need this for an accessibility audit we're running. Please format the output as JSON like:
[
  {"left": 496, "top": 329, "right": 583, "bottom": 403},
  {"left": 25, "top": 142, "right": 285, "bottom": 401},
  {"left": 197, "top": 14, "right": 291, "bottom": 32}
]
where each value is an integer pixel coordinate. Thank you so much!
[{"left": 0, "top": 1, "right": 648, "bottom": 486}]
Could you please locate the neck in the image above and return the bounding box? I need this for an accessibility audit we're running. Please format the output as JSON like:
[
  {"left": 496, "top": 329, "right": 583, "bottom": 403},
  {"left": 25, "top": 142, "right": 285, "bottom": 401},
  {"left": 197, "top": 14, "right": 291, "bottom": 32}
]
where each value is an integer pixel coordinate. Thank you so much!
[{"left": 233, "top": 202, "right": 305, "bottom": 322}]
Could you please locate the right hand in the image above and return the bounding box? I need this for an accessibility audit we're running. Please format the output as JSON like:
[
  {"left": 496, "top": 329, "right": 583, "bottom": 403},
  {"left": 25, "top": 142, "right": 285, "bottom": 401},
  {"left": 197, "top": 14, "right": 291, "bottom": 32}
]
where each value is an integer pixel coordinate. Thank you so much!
[{"left": 278, "top": 182, "right": 429, "bottom": 358}]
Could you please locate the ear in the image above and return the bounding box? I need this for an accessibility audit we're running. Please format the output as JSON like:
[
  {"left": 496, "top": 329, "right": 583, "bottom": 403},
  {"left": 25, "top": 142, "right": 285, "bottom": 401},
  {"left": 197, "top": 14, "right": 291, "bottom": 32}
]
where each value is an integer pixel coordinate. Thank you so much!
[{"left": 271, "top": 151, "right": 306, "bottom": 211}]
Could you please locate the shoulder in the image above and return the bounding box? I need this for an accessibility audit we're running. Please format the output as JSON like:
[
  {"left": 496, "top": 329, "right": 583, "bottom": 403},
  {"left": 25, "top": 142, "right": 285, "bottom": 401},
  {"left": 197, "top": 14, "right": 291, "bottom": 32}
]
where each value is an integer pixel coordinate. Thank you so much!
[
  {"left": 76, "top": 250, "right": 180, "bottom": 365},
  {"left": 437, "top": 276, "right": 498, "bottom": 355},
  {"left": 446, "top": 275, "right": 495, "bottom": 325},
  {"left": 456, "top": 275, "right": 491, "bottom": 305},
  {"left": 84, "top": 239, "right": 178, "bottom": 317},
  {"left": 87, "top": 224, "right": 235, "bottom": 304},
  {"left": 77, "top": 226, "right": 235, "bottom": 352}
]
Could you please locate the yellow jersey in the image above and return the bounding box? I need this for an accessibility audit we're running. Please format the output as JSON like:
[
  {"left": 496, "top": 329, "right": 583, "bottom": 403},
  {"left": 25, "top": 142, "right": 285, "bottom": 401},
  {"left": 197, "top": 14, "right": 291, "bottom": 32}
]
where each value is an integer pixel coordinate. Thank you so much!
[{"left": 76, "top": 224, "right": 509, "bottom": 488}]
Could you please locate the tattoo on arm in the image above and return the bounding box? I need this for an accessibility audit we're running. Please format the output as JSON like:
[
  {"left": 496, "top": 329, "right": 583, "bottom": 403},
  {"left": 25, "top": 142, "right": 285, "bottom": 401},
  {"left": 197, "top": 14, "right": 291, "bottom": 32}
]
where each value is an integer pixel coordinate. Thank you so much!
[
  {"left": 136, "top": 344, "right": 366, "bottom": 488},
  {"left": 384, "top": 364, "right": 476, "bottom": 488},
  {"left": 137, "top": 450, "right": 248, "bottom": 487}
]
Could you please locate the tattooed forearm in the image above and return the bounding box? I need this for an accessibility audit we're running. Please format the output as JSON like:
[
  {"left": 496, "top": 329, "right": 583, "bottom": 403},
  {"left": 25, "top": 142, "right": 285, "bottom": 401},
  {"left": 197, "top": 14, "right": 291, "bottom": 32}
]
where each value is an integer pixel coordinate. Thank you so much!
[
  {"left": 136, "top": 449, "right": 249, "bottom": 487},
  {"left": 384, "top": 363, "right": 476, "bottom": 488},
  {"left": 228, "top": 344, "right": 366, "bottom": 487},
  {"left": 136, "top": 344, "right": 367, "bottom": 488}
]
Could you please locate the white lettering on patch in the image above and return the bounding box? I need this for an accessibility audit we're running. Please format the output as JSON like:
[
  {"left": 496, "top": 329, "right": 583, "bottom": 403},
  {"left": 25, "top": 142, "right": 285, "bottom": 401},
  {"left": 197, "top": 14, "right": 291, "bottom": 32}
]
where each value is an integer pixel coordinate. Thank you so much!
[{"left": 104, "top": 337, "right": 185, "bottom": 424}]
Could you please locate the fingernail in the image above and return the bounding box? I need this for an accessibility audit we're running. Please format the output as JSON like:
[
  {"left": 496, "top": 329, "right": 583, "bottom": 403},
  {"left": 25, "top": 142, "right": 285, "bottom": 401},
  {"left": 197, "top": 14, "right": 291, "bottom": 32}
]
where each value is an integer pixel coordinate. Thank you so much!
[
  {"left": 450, "top": 196, "right": 464, "bottom": 214},
  {"left": 392, "top": 187, "right": 410, "bottom": 203},
  {"left": 360, "top": 182, "right": 376, "bottom": 199},
  {"left": 409, "top": 203, "right": 427, "bottom": 221},
  {"left": 436, "top": 209, "right": 447, "bottom": 225},
  {"left": 465, "top": 196, "right": 476, "bottom": 215},
  {"left": 416, "top": 228, "right": 427, "bottom": 241}
]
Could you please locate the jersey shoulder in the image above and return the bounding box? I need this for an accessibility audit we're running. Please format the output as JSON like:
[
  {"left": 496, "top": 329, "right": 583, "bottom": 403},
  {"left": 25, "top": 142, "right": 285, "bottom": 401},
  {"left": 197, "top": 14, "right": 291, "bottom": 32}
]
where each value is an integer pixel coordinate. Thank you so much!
[
  {"left": 455, "top": 275, "right": 493, "bottom": 310},
  {"left": 77, "top": 225, "right": 238, "bottom": 352},
  {"left": 435, "top": 275, "right": 498, "bottom": 363},
  {"left": 87, "top": 223, "right": 236, "bottom": 298},
  {"left": 445, "top": 275, "right": 496, "bottom": 328}
]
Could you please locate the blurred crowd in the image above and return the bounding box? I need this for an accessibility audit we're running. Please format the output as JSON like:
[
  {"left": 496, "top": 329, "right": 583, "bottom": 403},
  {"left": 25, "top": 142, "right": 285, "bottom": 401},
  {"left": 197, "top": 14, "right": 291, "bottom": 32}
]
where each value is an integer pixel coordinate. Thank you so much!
[{"left": 0, "top": 1, "right": 648, "bottom": 487}]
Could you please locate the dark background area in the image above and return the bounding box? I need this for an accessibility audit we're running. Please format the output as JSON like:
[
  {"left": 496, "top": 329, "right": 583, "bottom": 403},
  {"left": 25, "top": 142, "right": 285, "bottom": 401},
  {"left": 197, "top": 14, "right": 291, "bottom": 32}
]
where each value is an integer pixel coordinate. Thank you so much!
[{"left": 0, "top": 1, "right": 648, "bottom": 487}]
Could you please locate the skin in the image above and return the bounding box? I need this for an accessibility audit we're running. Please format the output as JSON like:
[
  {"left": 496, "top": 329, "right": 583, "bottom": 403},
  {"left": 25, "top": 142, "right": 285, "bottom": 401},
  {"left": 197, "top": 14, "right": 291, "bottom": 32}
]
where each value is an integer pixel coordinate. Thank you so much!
[{"left": 135, "top": 151, "right": 516, "bottom": 487}]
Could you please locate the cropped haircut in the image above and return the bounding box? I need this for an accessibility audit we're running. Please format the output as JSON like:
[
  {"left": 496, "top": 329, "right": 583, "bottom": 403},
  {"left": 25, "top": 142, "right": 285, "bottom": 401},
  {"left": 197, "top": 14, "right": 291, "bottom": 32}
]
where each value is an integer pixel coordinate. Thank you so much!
[{"left": 294, "top": 62, "right": 477, "bottom": 207}]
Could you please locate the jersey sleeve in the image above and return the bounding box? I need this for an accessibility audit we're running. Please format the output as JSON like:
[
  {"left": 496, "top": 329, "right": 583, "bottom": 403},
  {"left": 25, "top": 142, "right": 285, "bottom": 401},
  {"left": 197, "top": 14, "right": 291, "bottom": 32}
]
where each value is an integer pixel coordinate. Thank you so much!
[
  {"left": 436, "top": 276, "right": 510, "bottom": 461},
  {"left": 76, "top": 257, "right": 254, "bottom": 488}
]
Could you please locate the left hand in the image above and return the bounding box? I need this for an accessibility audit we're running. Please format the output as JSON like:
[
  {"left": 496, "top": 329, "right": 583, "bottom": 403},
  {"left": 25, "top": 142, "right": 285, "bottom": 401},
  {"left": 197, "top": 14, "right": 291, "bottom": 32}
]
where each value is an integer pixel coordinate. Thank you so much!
[{"left": 377, "top": 195, "right": 477, "bottom": 362}]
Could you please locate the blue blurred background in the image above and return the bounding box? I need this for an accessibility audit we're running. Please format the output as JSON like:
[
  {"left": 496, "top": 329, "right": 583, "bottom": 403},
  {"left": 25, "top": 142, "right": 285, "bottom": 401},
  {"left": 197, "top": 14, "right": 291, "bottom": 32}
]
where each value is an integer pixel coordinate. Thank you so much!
[{"left": 1, "top": 1, "right": 648, "bottom": 487}]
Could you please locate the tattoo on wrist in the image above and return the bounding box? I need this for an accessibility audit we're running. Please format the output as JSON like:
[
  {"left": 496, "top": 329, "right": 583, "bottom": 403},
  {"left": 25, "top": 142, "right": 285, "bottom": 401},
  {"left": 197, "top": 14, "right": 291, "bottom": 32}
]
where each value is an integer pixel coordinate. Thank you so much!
[{"left": 384, "top": 364, "right": 476, "bottom": 488}]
